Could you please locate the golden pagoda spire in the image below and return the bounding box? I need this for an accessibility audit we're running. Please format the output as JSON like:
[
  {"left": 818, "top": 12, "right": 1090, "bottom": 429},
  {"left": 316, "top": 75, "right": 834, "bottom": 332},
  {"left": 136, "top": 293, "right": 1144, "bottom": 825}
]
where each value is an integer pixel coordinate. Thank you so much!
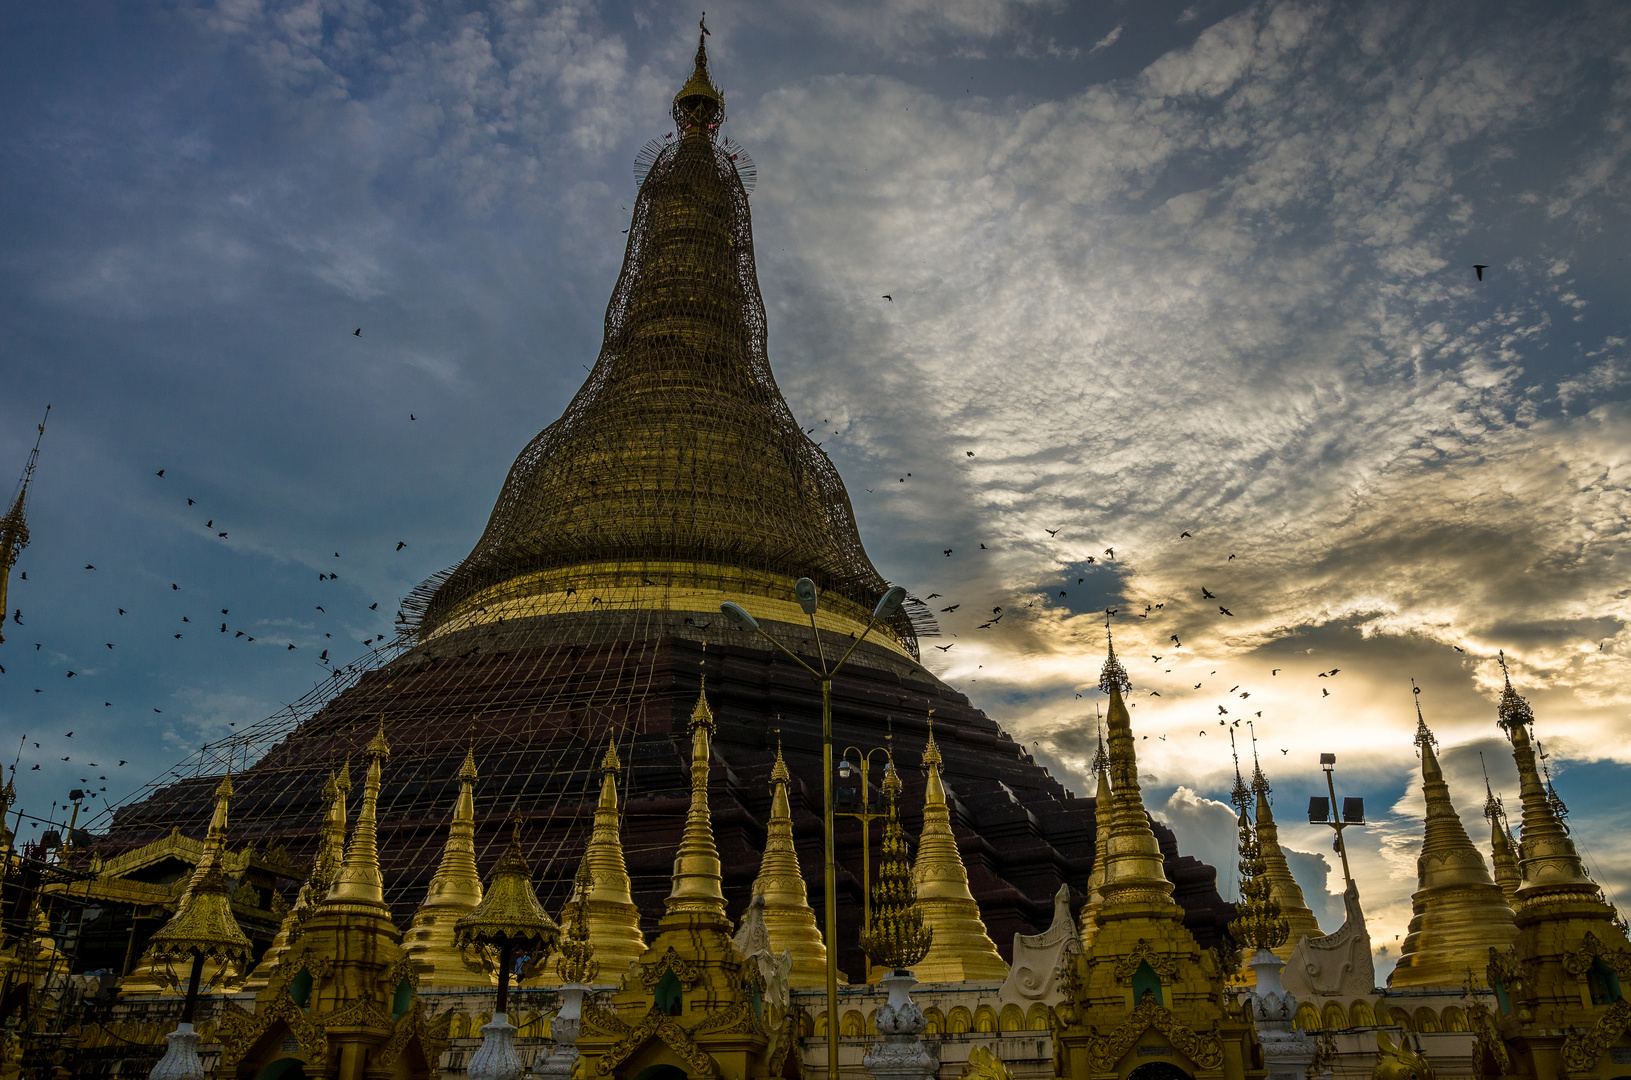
[
  {"left": 1248, "top": 734, "right": 1322, "bottom": 958},
  {"left": 752, "top": 742, "right": 829, "bottom": 986},
  {"left": 241, "top": 765, "right": 350, "bottom": 991},
  {"left": 1078, "top": 722, "right": 1111, "bottom": 949},
  {"left": 176, "top": 771, "right": 234, "bottom": 909},
  {"left": 1496, "top": 656, "right": 1597, "bottom": 901},
  {"left": 325, "top": 719, "right": 391, "bottom": 911},
  {"left": 666, "top": 684, "right": 728, "bottom": 918},
  {"left": 0, "top": 406, "right": 47, "bottom": 647},
  {"left": 1095, "top": 632, "right": 1178, "bottom": 915},
  {"left": 673, "top": 18, "right": 724, "bottom": 138},
  {"left": 404, "top": 746, "right": 488, "bottom": 985},
  {"left": 1483, "top": 766, "right": 1521, "bottom": 908},
  {"left": 414, "top": 17, "right": 906, "bottom": 657},
  {"left": 552, "top": 742, "right": 646, "bottom": 981},
  {"left": 1389, "top": 688, "right": 1516, "bottom": 987},
  {"left": 909, "top": 718, "right": 1008, "bottom": 982}
]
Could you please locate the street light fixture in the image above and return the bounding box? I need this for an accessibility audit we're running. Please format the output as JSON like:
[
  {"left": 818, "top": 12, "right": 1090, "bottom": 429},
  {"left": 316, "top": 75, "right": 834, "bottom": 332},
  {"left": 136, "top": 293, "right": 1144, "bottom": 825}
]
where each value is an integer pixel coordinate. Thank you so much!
[
  {"left": 835, "top": 740, "right": 895, "bottom": 973},
  {"left": 722, "top": 580, "right": 906, "bottom": 1080}
]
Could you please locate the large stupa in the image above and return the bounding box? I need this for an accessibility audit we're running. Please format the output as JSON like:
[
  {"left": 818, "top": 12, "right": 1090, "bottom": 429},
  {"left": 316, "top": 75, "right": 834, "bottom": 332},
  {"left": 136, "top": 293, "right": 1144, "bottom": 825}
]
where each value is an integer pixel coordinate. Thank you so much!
[{"left": 96, "top": 32, "right": 1235, "bottom": 982}]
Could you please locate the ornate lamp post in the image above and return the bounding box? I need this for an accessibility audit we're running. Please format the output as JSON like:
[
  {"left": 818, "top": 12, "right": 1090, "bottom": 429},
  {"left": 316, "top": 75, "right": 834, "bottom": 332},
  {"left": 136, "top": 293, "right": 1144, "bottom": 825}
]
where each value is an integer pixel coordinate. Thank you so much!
[
  {"left": 836, "top": 739, "right": 894, "bottom": 952},
  {"left": 141, "top": 864, "right": 252, "bottom": 1080},
  {"left": 721, "top": 579, "right": 907, "bottom": 1080},
  {"left": 858, "top": 762, "right": 935, "bottom": 1080},
  {"left": 455, "top": 820, "right": 562, "bottom": 1080}
]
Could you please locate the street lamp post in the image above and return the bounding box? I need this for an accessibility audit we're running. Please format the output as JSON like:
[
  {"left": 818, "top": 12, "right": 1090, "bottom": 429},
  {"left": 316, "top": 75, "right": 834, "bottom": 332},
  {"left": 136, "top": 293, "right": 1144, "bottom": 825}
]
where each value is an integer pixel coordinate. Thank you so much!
[
  {"left": 836, "top": 741, "right": 895, "bottom": 956},
  {"left": 722, "top": 580, "right": 907, "bottom": 1080},
  {"left": 1308, "top": 753, "right": 1365, "bottom": 890}
]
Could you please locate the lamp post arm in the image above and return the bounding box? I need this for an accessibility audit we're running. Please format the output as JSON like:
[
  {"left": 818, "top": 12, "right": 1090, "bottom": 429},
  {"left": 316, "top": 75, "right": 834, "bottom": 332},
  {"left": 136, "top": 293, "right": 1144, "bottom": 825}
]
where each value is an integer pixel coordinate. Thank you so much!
[
  {"left": 807, "top": 612, "right": 830, "bottom": 673},
  {"left": 830, "top": 617, "right": 881, "bottom": 675},
  {"left": 747, "top": 624, "right": 823, "bottom": 680}
]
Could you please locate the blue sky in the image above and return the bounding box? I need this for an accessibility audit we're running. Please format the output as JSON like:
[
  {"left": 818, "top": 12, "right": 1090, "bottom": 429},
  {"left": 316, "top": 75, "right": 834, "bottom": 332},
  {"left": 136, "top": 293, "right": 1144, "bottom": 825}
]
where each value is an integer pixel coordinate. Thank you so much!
[{"left": 2, "top": 0, "right": 1628, "bottom": 977}]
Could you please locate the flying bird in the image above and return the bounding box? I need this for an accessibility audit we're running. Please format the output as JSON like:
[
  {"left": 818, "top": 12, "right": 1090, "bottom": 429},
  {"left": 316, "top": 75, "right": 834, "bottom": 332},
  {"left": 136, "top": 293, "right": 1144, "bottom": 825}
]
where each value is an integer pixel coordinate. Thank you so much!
[
  {"left": 84, "top": 564, "right": 95, "bottom": 570},
  {"left": 396, "top": 541, "right": 406, "bottom": 550},
  {"left": 1179, "top": 531, "right": 1191, "bottom": 538},
  {"left": 934, "top": 644, "right": 954, "bottom": 651},
  {"left": 882, "top": 295, "right": 892, "bottom": 301},
  {"left": 1150, "top": 691, "right": 1161, "bottom": 697},
  {"left": 1322, "top": 688, "right": 1330, "bottom": 697},
  {"left": 370, "top": 602, "right": 378, "bottom": 610},
  {"left": 940, "top": 604, "right": 960, "bottom": 612},
  {"left": 1219, "top": 606, "right": 1233, "bottom": 616},
  {"left": 1473, "top": 264, "right": 1488, "bottom": 280},
  {"left": 155, "top": 469, "right": 164, "bottom": 477},
  {"left": 1045, "top": 528, "right": 1059, "bottom": 537},
  {"left": 1228, "top": 554, "right": 1236, "bottom": 560},
  {"left": 171, "top": 584, "right": 178, "bottom": 590},
  {"left": 1104, "top": 548, "right": 1114, "bottom": 559},
  {"left": 1272, "top": 668, "right": 1280, "bottom": 675},
  {"left": 1170, "top": 635, "right": 1181, "bottom": 646},
  {"left": 354, "top": 328, "right": 362, "bottom": 335},
  {"left": 943, "top": 549, "right": 953, "bottom": 556},
  {"left": 287, "top": 643, "right": 296, "bottom": 650},
  {"left": 187, "top": 498, "right": 194, "bottom": 505},
  {"left": 1201, "top": 586, "right": 1216, "bottom": 599},
  {"left": 966, "top": 451, "right": 974, "bottom": 457}
]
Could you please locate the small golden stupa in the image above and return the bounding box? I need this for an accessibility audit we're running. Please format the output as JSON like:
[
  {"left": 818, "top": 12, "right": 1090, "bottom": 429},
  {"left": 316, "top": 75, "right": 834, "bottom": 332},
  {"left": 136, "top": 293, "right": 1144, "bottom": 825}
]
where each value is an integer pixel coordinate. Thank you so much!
[
  {"left": 402, "top": 747, "right": 488, "bottom": 986},
  {"left": 1389, "top": 699, "right": 1517, "bottom": 988},
  {"left": 751, "top": 743, "right": 831, "bottom": 987},
  {"left": 909, "top": 719, "right": 1010, "bottom": 982}
]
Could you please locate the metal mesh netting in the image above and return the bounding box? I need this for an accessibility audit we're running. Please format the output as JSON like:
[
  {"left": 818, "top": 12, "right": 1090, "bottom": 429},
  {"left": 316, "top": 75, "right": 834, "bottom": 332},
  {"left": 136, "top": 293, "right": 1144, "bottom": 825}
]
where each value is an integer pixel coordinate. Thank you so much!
[{"left": 408, "top": 43, "right": 918, "bottom": 655}]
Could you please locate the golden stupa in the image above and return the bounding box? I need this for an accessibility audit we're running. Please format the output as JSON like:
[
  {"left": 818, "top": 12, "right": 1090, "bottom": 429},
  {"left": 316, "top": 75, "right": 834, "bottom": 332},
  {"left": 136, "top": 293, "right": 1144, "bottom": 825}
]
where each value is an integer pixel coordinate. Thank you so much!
[
  {"left": 1389, "top": 704, "right": 1517, "bottom": 988},
  {"left": 402, "top": 747, "right": 488, "bottom": 986},
  {"left": 751, "top": 744, "right": 831, "bottom": 987},
  {"left": 909, "top": 720, "right": 1010, "bottom": 983}
]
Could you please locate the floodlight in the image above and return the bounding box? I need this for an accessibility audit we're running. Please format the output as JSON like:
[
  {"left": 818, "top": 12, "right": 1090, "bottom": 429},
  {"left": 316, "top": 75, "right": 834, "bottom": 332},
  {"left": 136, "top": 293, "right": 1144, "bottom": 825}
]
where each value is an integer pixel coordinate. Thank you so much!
[
  {"left": 872, "top": 586, "right": 908, "bottom": 621},
  {"left": 720, "top": 602, "right": 760, "bottom": 631}
]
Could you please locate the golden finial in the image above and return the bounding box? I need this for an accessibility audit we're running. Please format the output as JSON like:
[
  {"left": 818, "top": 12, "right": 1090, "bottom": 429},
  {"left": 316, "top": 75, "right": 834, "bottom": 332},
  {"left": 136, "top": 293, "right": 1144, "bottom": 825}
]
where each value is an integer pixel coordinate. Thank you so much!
[
  {"left": 1229, "top": 727, "right": 1250, "bottom": 815},
  {"left": 1098, "top": 613, "right": 1131, "bottom": 695},
  {"left": 770, "top": 741, "right": 789, "bottom": 784},
  {"left": 367, "top": 715, "right": 390, "bottom": 759},
  {"left": 1249, "top": 720, "right": 1270, "bottom": 801},
  {"left": 1091, "top": 715, "right": 1108, "bottom": 775},
  {"left": 922, "top": 715, "right": 941, "bottom": 769},
  {"left": 601, "top": 741, "right": 621, "bottom": 774},
  {"left": 1412, "top": 680, "right": 1437, "bottom": 752},
  {"left": 1496, "top": 651, "right": 1534, "bottom": 731},
  {"left": 458, "top": 744, "right": 478, "bottom": 782},
  {"left": 690, "top": 679, "right": 716, "bottom": 733},
  {"left": 1480, "top": 754, "right": 1505, "bottom": 827},
  {"left": 673, "top": 14, "right": 724, "bottom": 135}
]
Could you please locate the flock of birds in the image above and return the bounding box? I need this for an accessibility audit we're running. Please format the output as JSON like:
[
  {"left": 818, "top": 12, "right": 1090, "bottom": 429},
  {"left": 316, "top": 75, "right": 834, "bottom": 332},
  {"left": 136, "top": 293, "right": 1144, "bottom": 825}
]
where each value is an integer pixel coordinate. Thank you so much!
[{"left": 3, "top": 466, "right": 415, "bottom": 792}]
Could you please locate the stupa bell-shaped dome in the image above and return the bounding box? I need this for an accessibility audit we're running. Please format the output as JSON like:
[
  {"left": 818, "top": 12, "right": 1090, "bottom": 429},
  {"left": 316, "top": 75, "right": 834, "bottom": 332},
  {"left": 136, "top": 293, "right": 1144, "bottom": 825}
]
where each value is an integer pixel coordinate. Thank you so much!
[{"left": 413, "top": 32, "right": 907, "bottom": 653}]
